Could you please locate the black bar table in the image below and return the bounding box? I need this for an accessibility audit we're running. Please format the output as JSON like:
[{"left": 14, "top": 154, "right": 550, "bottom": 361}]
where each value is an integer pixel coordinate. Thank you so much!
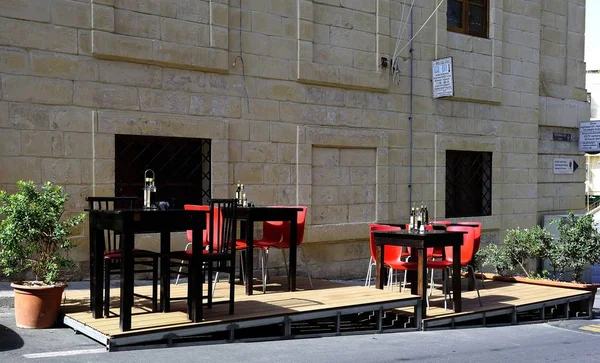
[
  {"left": 236, "top": 207, "right": 301, "bottom": 295},
  {"left": 373, "top": 229, "right": 465, "bottom": 319},
  {"left": 87, "top": 209, "right": 207, "bottom": 331}
]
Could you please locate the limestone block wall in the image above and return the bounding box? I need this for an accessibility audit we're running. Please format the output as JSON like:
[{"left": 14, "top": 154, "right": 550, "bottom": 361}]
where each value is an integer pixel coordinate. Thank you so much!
[
  {"left": 0, "top": 0, "right": 590, "bottom": 279},
  {"left": 537, "top": 0, "right": 588, "bottom": 223}
]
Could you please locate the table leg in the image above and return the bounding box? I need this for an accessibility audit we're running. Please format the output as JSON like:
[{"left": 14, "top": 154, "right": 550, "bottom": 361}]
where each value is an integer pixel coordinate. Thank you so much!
[
  {"left": 92, "top": 228, "right": 104, "bottom": 319},
  {"left": 191, "top": 227, "right": 203, "bottom": 322},
  {"left": 88, "top": 218, "right": 94, "bottom": 313},
  {"left": 417, "top": 248, "right": 427, "bottom": 319},
  {"left": 452, "top": 243, "right": 462, "bottom": 313},
  {"left": 289, "top": 214, "right": 297, "bottom": 292},
  {"left": 245, "top": 219, "right": 254, "bottom": 296},
  {"left": 375, "top": 244, "right": 385, "bottom": 289},
  {"left": 160, "top": 231, "right": 170, "bottom": 313},
  {"left": 409, "top": 249, "right": 418, "bottom": 295},
  {"left": 119, "top": 226, "right": 134, "bottom": 332}
]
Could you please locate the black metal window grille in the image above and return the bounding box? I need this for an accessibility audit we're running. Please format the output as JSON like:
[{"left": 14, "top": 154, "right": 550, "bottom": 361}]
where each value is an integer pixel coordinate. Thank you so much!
[
  {"left": 115, "top": 135, "right": 211, "bottom": 208},
  {"left": 445, "top": 150, "right": 492, "bottom": 218}
]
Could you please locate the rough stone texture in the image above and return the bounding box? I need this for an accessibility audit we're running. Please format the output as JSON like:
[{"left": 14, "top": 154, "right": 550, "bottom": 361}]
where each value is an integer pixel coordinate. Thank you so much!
[{"left": 0, "top": 0, "right": 589, "bottom": 280}]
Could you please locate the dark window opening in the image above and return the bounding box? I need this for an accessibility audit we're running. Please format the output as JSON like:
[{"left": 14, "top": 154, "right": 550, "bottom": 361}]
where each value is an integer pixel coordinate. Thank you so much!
[
  {"left": 115, "top": 134, "right": 211, "bottom": 208},
  {"left": 446, "top": 150, "right": 492, "bottom": 218},
  {"left": 447, "top": 0, "right": 489, "bottom": 38}
]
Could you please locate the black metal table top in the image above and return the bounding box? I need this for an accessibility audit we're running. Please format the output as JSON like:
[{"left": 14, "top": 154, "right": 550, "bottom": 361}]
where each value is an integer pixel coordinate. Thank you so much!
[{"left": 373, "top": 229, "right": 465, "bottom": 248}]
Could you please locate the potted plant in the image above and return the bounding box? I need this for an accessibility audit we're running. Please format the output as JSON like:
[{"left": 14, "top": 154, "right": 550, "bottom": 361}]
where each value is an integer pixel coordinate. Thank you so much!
[{"left": 0, "top": 181, "right": 85, "bottom": 328}]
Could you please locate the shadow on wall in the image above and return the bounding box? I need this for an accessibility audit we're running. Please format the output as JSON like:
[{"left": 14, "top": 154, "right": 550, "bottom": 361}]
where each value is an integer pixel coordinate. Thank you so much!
[{"left": 0, "top": 324, "right": 24, "bottom": 352}]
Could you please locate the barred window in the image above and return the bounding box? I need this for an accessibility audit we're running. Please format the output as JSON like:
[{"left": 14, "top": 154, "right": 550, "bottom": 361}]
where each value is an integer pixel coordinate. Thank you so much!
[
  {"left": 445, "top": 150, "right": 492, "bottom": 218},
  {"left": 115, "top": 135, "right": 211, "bottom": 208},
  {"left": 447, "top": 0, "right": 489, "bottom": 38}
]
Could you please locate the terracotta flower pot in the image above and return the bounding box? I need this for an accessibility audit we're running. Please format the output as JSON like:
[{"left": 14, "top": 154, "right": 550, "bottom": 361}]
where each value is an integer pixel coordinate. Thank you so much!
[{"left": 11, "top": 283, "right": 67, "bottom": 329}]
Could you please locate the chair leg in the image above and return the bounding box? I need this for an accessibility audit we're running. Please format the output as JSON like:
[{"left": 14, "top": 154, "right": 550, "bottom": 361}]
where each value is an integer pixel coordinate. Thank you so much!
[
  {"left": 387, "top": 267, "right": 393, "bottom": 290},
  {"left": 468, "top": 265, "right": 483, "bottom": 307},
  {"left": 229, "top": 261, "right": 235, "bottom": 315},
  {"left": 207, "top": 261, "right": 213, "bottom": 309},
  {"left": 176, "top": 243, "right": 192, "bottom": 286},
  {"left": 212, "top": 272, "right": 219, "bottom": 298},
  {"left": 401, "top": 270, "right": 408, "bottom": 293},
  {"left": 104, "top": 261, "right": 110, "bottom": 318},
  {"left": 175, "top": 260, "right": 185, "bottom": 286},
  {"left": 239, "top": 251, "right": 246, "bottom": 286},
  {"left": 442, "top": 268, "right": 449, "bottom": 311},
  {"left": 258, "top": 248, "right": 267, "bottom": 294},
  {"left": 152, "top": 257, "right": 158, "bottom": 312},
  {"left": 365, "top": 258, "right": 373, "bottom": 287},
  {"left": 281, "top": 249, "right": 289, "bottom": 278},
  {"left": 300, "top": 246, "right": 313, "bottom": 289},
  {"left": 425, "top": 270, "right": 430, "bottom": 309},
  {"left": 429, "top": 268, "right": 435, "bottom": 297}
]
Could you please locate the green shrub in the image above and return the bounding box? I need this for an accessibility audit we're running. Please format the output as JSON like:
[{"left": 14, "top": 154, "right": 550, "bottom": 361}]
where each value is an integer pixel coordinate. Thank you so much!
[
  {"left": 550, "top": 212, "right": 600, "bottom": 282},
  {"left": 478, "top": 226, "right": 553, "bottom": 278},
  {"left": 0, "top": 181, "right": 85, "bottom": 285},
  {"left": 478, "top": 213, "right": 600, "bottom": 283}
]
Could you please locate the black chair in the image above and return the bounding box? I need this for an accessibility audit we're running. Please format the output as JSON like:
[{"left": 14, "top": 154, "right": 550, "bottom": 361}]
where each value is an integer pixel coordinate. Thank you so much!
[
  {"left": 86, "top": 197, "right": 160, "bottom": 317},
  {"left": 169, "top": 199, "right": 237, "bottom": 315}
]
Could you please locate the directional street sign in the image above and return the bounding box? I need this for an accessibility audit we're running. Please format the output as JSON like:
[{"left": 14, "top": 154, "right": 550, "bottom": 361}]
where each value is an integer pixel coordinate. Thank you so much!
[{"left": 553, "top": 158, "right": 579, "bottom": 174}]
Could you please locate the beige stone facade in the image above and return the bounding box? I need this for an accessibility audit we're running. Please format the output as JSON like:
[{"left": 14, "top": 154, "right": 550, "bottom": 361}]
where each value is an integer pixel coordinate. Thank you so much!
[{"left": 0, "top": 0, "right": 589, "bottom": 279}]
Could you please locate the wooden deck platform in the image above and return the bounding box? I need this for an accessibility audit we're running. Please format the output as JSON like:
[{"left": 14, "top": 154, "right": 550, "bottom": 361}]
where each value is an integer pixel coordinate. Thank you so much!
[
  {"left": 61, "top": 277, "right": 421, "bottom": 350},
  {"left": 60, "top": 276, "right": 594, "bottom": 350}
]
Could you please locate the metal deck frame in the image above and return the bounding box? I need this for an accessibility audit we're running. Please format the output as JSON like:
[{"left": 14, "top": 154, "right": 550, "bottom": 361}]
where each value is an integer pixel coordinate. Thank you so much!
[{"left": 422, "top": 291, "right": 593, "bottom": 330}]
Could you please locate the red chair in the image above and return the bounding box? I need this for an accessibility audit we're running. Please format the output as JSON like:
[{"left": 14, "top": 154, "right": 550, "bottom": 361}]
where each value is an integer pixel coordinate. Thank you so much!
[
  {"left": 367, "top": 224, "right": 415, "bottom": 291},
  {"left": 456, "top": 222, "right": 483, "bottom": 288},
  {"left": 176, "top": 205, "right": 248, "bottom": 293},
  {"left": 427, "top": 226, "right": 482, "bottom": 308},
  {"left": 167, "top": 199, "right": 239, "bottom": 314},
  {"left": 431, "top": 220, "right": 452, "bottom": 226},
  {"left": 254, "top": 206, "right": 310, "bottom": 293},
  {"left": 457, "top": 222, "right": 482, "bottom": 257}
]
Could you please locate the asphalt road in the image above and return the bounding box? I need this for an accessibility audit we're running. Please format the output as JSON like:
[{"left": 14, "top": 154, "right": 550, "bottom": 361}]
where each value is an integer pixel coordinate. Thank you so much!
[{"left": 2, "top": 305, "right": 600, "bottom": 363}]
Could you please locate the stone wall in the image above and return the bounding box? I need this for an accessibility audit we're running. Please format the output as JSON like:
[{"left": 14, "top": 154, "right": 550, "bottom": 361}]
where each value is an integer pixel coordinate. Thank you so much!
[{"left": 0, "top": 0, "right": 589, "bottom": 280}]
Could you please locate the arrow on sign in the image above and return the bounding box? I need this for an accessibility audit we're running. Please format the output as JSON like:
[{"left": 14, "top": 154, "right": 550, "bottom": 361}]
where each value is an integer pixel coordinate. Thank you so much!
[{"left": 553, "top": 158, "right": 579, "bottom": 174}]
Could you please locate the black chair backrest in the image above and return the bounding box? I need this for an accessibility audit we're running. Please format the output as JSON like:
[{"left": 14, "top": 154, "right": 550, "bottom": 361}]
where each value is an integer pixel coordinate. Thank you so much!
[
  {"left": 207, "top": 199, "right": 237, "bottom": 255},
  {"left": 86, "top": 196, "right": 137, "bottom": 252}
]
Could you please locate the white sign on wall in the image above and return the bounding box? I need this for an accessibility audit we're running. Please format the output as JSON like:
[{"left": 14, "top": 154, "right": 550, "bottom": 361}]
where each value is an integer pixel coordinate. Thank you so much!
[
  {"left": 432, "top": 57, "right": 454, "bottom": 99},
  {"left": 580, "top": 120, "right": 600, "bottom": 153},
  {"left": 553, "top": 158, "right": 579, "bottom": 174}
]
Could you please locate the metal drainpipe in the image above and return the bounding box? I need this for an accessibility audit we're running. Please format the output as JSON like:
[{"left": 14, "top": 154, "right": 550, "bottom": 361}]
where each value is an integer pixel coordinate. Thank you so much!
[{"left": 408, "top": 8, "right": 414, "bottom": 211}]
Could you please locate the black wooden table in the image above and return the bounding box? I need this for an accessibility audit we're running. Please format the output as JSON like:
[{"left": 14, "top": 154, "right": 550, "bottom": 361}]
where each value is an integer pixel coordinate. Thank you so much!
[
  {"left": 373, "top": 230, "right": 465, "bottom": 319},
  {"left": 237, "top": 207, "right": 301, "bottom": 295},
  {"left": 88, "top": 209, "right": 207, "bottom": 331}
]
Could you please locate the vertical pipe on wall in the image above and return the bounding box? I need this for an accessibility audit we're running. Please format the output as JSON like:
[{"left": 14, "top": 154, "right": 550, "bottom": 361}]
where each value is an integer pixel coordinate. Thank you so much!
[{"left": 408, "top": 6, "right": 414, "bottom": 210}]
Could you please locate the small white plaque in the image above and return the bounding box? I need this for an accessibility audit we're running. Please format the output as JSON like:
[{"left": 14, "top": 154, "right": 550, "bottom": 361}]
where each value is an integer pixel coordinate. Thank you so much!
[
  {"left": 553, "top": 158, "right": 578, "bottom": 174},
  {"left": 432, "top": 57, "right": 454, "bottom": 99}
]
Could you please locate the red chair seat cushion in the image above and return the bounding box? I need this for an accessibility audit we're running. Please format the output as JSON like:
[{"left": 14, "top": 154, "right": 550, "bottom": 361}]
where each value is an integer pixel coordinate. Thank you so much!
[
  {"left": 385, "top": 260, "right": 417, "bottom": 270},
  {"left": 254, "top": 240, "right": 284, "bottom": 249},
  {"left": 182, "top": 241, "right": 247, "bottom": 256},
  {"left": 104, "top": 249, "right": 156, "bottom": 259}
]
